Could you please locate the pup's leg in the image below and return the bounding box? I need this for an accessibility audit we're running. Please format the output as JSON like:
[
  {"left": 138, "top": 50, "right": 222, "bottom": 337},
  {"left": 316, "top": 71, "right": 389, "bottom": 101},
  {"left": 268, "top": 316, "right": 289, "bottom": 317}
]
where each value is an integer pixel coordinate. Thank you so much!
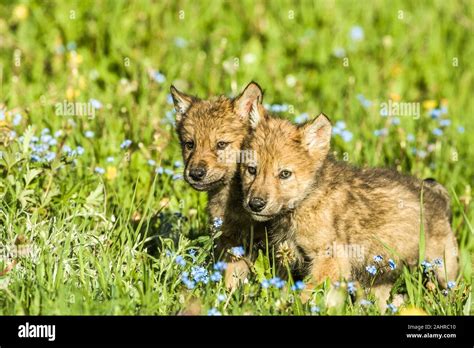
[
  {"left": 300, "top": 256, "right": 351, "bottom": 303},
  {"left": 371, "top": 283, "right": 393, "bottom": 313},
  {"left": 224, "top": 259, "right": 250, "bottom": 289},
  {"left": 426, "top": 221, "right": 459, "bottom": 288}
]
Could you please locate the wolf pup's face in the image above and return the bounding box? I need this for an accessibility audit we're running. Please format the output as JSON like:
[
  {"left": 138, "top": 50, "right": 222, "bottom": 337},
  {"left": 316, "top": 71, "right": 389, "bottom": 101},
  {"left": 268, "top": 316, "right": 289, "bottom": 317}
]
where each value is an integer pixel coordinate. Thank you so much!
[
  {"left": 241, "top": 112, "right": 332, "bottom": 221},
  {"left": 171, "top": 82, "right": 263, "bottom": 191}
]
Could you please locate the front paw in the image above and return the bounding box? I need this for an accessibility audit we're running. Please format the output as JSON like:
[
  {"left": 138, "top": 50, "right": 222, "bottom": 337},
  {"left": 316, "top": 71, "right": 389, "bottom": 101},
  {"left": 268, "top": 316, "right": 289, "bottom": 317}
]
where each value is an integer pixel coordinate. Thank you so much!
[{"left": 224, "top": 259, "right": 250, "bottom": 290}]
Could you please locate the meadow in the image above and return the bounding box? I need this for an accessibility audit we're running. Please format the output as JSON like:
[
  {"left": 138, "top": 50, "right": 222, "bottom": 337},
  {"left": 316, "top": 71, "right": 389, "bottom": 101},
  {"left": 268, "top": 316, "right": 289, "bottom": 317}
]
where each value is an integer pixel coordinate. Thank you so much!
[{"left": 0, "top": 0, "right": 472, "bottom": 315}]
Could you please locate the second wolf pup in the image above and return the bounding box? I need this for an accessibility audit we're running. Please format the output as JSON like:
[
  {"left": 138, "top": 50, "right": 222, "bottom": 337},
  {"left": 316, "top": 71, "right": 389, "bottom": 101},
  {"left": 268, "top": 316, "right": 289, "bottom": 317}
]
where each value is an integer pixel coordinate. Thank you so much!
[{"left": 240, "top": 111, "right": 459, "bottom": 306}]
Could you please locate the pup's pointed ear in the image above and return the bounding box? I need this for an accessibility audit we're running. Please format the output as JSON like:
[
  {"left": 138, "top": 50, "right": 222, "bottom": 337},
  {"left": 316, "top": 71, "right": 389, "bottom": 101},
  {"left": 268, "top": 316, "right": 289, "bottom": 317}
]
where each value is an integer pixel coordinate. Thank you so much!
[
  {"left": 170, "top": 85, "right": 195, "bottom": 122},
  {"left": 234, "top": 82, "right": 263, "bottom": 123},
  {"left": 302, "top": 113, "right": 332, "bottom": 154}
]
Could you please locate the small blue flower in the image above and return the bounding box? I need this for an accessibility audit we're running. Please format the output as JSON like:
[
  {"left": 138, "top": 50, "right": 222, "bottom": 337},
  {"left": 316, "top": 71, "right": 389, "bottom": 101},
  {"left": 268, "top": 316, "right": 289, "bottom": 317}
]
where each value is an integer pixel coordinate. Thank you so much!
[
  {"left": 432, "top": 128, "right": 443, "bottom": 136},
  {"left": 120, "top": 139, "right": 132, "bottom": 149},
  {"left": 13, "top": 113, "right": 22, "bottom": 126},
  {"left": 191, "top": 266, "right": 209, "bottom": 284},
  {"left": 54, "top": 130, "right": 63, "bottom": 138},
  {"left": 106, "top": 156, "right": 115, "bottom": 163},
  {"left": 213, "top": 261, "right": 228, "bottom": 272},
  {"left": 374, "top": 128, "right": 388, "bottom": 137},
  {"left": 76, "top": 146, "right": 84, "bottom": 155},
  {"left": 433, "top": 258, "right": 443, "bottom": 267},
  {"left": 332, "top": 127, "right": 342, "bottom": 136},
  {"left": 447, "top": 281, "right": 456, "bottom": 290},
  {"left": 291, "top": 280, "right": 305, "bottom": 291},
  {"left": 213, "top": 217, "right": 223, "bottom": 230},
  {"left": 208, "top": 308, "right": 222, "bottom": 316},
  {"left": 210, "top": 271, "right": 222, "bottom": 282},
  {"left": 350, "top": 26, "right": 364, "bottom": 41},
  {"left": 94, "top": 167, "right": 105, "bottom": 175},
  {"left": 360, "top": 299, "right": 373, "bottom": 306},
  {"left": 217, "top": 294, "right": 227, "bottom": 302},
  {"left": 147, "top": 159, "right": 156, "bottom": 166},
  {"left": 84, "top": 130, "right": 95, "bottom": 138},
  {"left": 42, "top": 128, "right": 50, "bottom": 135},
  {"left": 174, "top": 37, "right": 188, "bottom": 48},
  {"left": 164, "top": 168, "right": 174, "bottom": 175},
  {"left": 391, "top": 117, "right": 400, "bottom": 126},
  {"left": 174, "top": 160, "right": 183, "bottom": 168},
  {"left": 341, "top": 130, "right": 353, "bottom": 142},
  {"left": 155, "top": 167, "right": 164, "bottom": 174},
  {"left": 41, "top": 134, "right": 53, "bottom": 144},
  {"left": 439, "top": 119, "right": 451, "bottom": 127},
  {"left": 387, "top": 303, "right": 397, "bottom": 313},
  {"left": 335, "top": 121, "right": 346, "bottom": 130},
  {"left": 416, "top": 149, "right": 427, "bottom": 159},
  {"left": 294, "top": 113, "right": 309, "bottom": 124},
  {"left": 66, "top": 41, "right": 77, "bottom": 51},
  {"left": 152, "top": 71, "right": 166, "bottom": 84},
  {"left": 175, "top": 255, "right": 186, "bottom": 267},
  {"left": 181, "top": 272, "right": 195, "bottom": 289},
  {"left": 269, "top": 104, "right": 288, "bottom": 113},
  {"left": 430, "top": 109, "right": 442, "bottom": 119},
  {"left": 373, "top": 255, "right": 383, "bottom": 263},
  {"left": 269, "top": 277, "right": 285, "bottom": 289},
  {"left": 310, "top": 306, "right": 320, "bottom": 313},
  {"left": 457, "top": 126, "right": 465, "bottom": 134},
  {"left": 407, "top": 134, "right": 415, "bottom": 142},
  {"left": 44, "top": 152, "right": 56, "bottom": 162},
  {"left": 230, "top": 246, "right": 245, "bottom": 258},
  {"left": 333, "top": 47, "right": 346, "bottom": 58},
  {"left": 421, "top": 260, "right": 432, "bottom": 273},
  {"left": 366, "top": 265, "right": 377, "bottom": 276},
  {"left": 89, "top": 98, "right": 102, "bottom": 109},
  {"left": 261, "top": 279, "right": 270, "bottom": 289},
  {"left": 388, "top": 259, "right": 397, "bottom": 271},
  {"left": 347, "top": 281, "right": 356, "bottom": 295}
]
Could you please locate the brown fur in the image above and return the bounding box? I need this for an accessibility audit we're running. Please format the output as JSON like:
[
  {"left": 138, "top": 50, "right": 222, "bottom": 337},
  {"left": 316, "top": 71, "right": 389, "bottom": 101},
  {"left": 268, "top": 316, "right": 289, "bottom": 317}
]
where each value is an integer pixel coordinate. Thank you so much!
[
  {"left": 240, "top": 111, "right": 459, "bottom": 305},
  {"left": 171, "top": 83, "right": 268, "bottom": 288}
]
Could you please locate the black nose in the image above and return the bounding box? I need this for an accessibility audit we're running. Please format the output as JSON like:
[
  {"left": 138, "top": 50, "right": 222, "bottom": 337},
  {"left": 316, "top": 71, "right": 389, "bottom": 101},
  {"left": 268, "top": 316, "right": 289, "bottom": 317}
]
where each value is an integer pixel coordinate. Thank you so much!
[
  {"left": 249, "top": 197, "right": 266, "bottom": 212},
  {"left": 189, "top": 166, "right": 207, "bottom": 181}
]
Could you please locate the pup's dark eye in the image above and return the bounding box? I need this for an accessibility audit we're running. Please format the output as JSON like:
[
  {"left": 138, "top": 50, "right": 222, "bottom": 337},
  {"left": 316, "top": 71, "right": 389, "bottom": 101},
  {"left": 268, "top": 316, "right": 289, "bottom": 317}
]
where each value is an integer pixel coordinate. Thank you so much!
[
  {"left": 247, "top": 166, "right": 257, "bottom": 175},
  {"left": 217, "top": 141, "right": 229, "bottom": 150},
  {"left": 279, "top": 170, "right": 292, "bottom": 179},
  {"left": 184, "top": 141, "right": 194, "bottom": 150}
]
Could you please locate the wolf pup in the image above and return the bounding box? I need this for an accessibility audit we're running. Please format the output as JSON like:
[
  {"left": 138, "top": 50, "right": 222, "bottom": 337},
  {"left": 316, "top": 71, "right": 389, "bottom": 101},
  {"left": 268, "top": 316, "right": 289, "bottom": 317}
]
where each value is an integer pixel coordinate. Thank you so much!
[
  {"left": 170, "top": 82, "right": 268, "bottom": 288},
  {"left": 240, "top": 111, "right": 459, "bottom": 307}
]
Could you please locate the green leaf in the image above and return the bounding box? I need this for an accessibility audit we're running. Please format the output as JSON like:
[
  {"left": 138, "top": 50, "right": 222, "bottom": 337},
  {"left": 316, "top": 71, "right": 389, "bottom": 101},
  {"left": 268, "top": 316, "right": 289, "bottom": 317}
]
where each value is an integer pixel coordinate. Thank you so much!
[{"left": 254, "top": 249, "right": 271, "bottom": 283}]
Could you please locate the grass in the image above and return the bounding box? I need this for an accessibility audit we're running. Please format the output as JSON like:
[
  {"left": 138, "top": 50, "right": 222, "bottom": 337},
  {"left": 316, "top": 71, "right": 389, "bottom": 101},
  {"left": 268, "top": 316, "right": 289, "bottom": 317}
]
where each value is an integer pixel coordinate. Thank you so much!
[{"left": 0, "top": 0, "right": 472, "bottom": 315}]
